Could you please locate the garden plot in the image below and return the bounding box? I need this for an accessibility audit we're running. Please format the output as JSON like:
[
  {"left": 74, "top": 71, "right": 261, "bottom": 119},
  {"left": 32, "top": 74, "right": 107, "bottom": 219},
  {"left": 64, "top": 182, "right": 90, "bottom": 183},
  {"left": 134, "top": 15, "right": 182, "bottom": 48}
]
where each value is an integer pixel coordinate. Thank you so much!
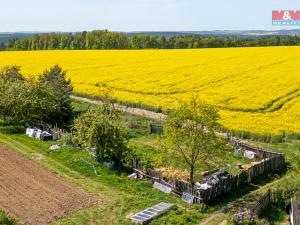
[{"left": 0, "top": 145, "right": 99, "bottom": 225}]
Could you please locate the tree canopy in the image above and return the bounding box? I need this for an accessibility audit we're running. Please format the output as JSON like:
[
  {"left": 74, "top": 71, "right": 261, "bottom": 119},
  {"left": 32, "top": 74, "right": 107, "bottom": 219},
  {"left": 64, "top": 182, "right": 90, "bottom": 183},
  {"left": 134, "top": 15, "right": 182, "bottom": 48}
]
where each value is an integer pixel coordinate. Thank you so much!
[
  {"left": 0, "top": 65, "right": 25, "bottom": 81},
  {"left": 164, "top": 97, "right": 228, "bottom": 184},
  {"left": 72, "top": 103, "right": 129, "bottom": 166},
  {"left": 4, "top": 30, "right": 300, "bottom": 51},
  {"left": 0, "top": 65, "right": 72, "bottom": 127},
  {"left": 38, "top": 65, "right": 73, "bottom": 125}
]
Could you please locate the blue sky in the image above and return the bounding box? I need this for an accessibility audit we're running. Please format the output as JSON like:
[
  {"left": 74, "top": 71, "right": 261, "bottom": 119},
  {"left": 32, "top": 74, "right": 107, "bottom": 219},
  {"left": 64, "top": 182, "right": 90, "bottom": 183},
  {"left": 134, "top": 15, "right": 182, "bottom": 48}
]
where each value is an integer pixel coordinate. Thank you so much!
[{"left": 1, "top": 0, "right": 300, "bottom": 32}]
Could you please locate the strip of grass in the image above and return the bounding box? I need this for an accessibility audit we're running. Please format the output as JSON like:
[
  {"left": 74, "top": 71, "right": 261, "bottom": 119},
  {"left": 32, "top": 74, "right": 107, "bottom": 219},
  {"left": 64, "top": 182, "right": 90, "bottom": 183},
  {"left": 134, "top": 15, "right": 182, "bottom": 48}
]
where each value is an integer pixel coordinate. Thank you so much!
[
  {"left": 260, "top": 204, "right": 288, "bottom": 225},
  {"left": 0, "top": 209, "right": 20, "bottom": 225}
]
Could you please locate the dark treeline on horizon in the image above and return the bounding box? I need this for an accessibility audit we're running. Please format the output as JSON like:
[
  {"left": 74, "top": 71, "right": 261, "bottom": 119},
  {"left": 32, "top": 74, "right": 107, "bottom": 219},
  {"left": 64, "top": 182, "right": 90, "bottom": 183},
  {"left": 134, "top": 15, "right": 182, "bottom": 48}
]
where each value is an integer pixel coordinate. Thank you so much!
[{"left": 2, "top": 30, "right": 300, "bottom": 51}]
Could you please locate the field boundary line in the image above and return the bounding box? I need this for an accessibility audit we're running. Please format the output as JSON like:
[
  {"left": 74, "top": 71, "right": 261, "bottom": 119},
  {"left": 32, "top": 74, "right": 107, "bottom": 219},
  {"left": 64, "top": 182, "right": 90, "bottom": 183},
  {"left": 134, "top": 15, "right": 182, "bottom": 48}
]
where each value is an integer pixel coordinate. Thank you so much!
[
  {"left": 71, "top": 95, "right": 166, "bottom": 121},
  {"left": 72, "top": 85, "right": 300, "bottom": 119}
]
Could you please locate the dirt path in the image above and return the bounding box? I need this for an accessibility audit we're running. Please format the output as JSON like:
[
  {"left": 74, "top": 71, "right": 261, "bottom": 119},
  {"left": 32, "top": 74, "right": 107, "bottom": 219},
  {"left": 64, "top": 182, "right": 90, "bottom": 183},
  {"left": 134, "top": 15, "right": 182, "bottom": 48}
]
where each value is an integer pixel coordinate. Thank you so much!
[
  {"left": 71, "top": 96, "right": 244, "bottom": 138},
  {"left": 198, "top": 212, "right": 225, "bottom": 225},
  {"left": 71, "top": 95, "right": 166, "bottom": 121},
  {"left": 0, "top": 145, "right": 99, "bottom": 225}
]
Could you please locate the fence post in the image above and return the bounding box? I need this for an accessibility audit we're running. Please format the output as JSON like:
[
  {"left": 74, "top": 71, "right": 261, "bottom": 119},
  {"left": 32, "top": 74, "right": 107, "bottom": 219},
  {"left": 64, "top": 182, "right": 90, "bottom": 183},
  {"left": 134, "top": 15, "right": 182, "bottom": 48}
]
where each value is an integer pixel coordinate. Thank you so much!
[{"left": 291, "top": 197, "right": 300, "bottom": 225}]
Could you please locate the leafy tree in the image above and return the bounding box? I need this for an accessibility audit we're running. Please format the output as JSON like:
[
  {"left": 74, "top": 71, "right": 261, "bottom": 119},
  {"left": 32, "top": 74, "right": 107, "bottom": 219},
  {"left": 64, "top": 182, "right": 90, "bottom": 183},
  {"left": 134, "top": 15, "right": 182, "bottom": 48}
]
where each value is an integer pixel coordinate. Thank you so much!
[
  {"left": 0, "top": 66, "right": 25, "bottom": 81},
  {"left": 0, "top": 79, "right": 15, "bottom": 123},
  {"left": 16, "top": 79, "right": 60, "bottom": 125},
  {"left": 0, "top": 65, "right": 66, "bottom": 126},
  {"left": 0, "top": 66, "right": 25, "bottom": 123},
  {"left": 164, "top": 97, "right": 228, "bottom": 184},
  {"left": 7, "top": 30, "right": 300, "bottom": 51},
  {"left": 38, "top": 65, "right": 73, "bottom": 125},
  {"left": 0, "top": 42, "right": 6, "bottom": 51},
  {"left": 72, "top": 103, "right": 129, "bottom": 166},
  {"left": 0, "top": 77, "right": 59, "bottom": 125}
]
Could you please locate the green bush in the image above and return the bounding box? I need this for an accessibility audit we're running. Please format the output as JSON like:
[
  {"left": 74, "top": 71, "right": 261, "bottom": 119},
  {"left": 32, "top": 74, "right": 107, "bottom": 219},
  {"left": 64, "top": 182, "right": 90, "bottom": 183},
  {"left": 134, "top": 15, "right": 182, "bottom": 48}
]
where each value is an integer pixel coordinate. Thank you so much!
[
  {"left": 0, "top": 210, "right": 19, "bottom": 225},
  {"left": 228, "top": 210, "right": 257, "bottom": 225},
  {"left": 71, "top": 103, "right": 130, "bottom": 166}
]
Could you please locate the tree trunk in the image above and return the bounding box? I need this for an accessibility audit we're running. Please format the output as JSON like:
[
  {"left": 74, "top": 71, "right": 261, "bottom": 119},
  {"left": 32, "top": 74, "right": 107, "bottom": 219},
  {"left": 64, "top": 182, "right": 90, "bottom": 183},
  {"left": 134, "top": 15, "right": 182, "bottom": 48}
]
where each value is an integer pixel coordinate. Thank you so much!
[{"left": 190, "top": 165, "right": 195, "bottom": 185}]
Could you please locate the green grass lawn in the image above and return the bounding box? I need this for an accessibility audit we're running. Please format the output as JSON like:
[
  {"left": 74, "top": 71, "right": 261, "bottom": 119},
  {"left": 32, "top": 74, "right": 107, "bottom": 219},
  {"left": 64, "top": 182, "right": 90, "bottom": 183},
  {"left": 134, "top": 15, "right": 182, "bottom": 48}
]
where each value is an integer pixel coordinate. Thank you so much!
[{"left": 0, "top": 100, "right": 299, "bottom": 225}]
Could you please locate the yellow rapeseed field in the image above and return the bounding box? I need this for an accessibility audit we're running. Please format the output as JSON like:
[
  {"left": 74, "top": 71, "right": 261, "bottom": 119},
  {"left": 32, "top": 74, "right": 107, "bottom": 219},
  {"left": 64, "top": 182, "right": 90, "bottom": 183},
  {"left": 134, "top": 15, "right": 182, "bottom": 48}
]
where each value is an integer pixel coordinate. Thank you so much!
[{"left": 0, "top": 46, "right": 299, "bottom": 137}]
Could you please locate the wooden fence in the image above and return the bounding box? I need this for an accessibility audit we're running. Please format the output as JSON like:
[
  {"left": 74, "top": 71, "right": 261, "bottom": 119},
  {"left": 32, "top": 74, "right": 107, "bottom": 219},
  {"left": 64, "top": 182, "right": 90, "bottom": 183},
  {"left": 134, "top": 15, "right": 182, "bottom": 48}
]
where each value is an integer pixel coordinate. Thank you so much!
[
  {"left": 132, "top": 141, "right": 285, "bottom": 203},
  {"left": 251, "top": 189, "right": 273, "bottom": 216},
  {"left": 231, "top": 139, "right": 285, "bottom": 163},
  {"left": 291, "top": 197, "right": 300, "bottom": 225},
  {"left": 49, "top": 127, "right": 66, "bottom": 140}
]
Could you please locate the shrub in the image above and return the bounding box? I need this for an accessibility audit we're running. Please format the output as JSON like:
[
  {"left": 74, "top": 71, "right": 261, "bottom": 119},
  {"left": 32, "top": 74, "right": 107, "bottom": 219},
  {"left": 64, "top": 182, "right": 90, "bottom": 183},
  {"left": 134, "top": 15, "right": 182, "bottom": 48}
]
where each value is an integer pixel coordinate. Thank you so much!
[
  {"left": 0, "top": 209, "right": 19, "bottom": 225},
  {"left": 71, "top": 103, "right": 129, "bottom": 166},
  {"left": 229, "top": 210, "right": 257, "bottom": 225}
]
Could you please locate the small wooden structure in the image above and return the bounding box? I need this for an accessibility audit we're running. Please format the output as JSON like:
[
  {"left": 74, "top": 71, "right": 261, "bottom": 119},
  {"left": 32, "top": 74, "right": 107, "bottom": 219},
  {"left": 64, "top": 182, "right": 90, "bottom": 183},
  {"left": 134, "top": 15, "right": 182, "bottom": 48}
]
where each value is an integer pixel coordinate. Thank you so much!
[
  {"left": 129, "top": 202, "right": 174, "bottom": 224},
  {"left": 147, "top": 123, "right": 163, "bottom": 134}
]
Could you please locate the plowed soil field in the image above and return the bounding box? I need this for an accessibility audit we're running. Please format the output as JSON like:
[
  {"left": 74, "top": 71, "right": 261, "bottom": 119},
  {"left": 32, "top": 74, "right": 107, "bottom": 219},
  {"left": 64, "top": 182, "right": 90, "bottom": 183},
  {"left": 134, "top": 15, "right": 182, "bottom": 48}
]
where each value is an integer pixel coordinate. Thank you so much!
[{"left": 0, "top": 145, "right": 99, "bottom": 225}]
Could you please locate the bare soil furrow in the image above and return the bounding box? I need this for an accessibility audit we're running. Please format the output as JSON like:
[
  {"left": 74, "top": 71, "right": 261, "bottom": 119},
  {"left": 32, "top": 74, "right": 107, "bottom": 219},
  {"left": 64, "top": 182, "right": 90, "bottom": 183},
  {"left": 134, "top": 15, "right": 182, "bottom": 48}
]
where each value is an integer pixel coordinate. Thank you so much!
[{"left": 0, "top": 145, "right": 99, "bottom": 225}]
